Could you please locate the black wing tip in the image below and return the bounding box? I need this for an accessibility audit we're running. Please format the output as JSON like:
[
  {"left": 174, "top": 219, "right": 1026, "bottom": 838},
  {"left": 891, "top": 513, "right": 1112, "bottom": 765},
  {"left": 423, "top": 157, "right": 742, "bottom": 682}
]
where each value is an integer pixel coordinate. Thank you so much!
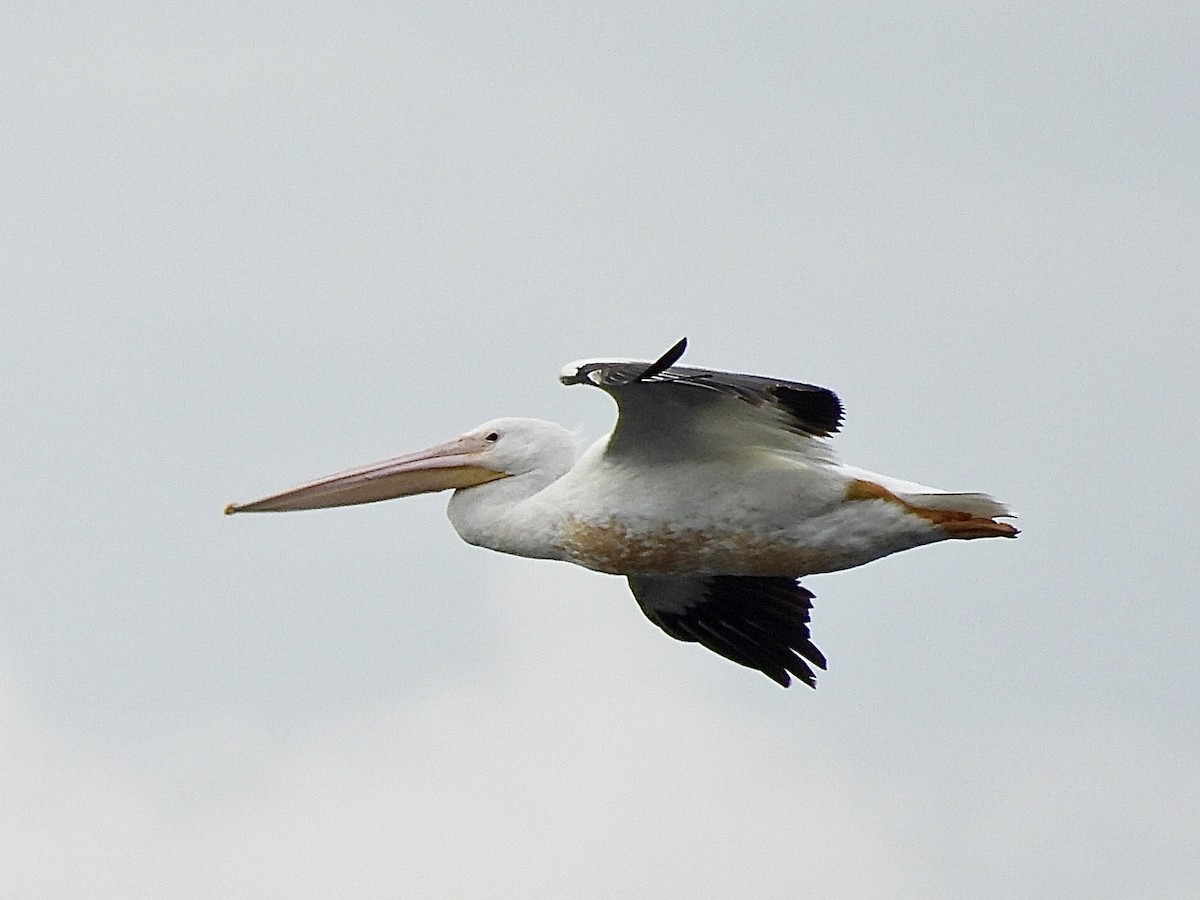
[
  {"left": 709, "top": 576, "right": 827, "bottom": 690},
  {"left": 561, "top": 337, "right": 689, "bottom": 388},
  {"left": 632, "top": 575, "right": 826, "bottom": 691},
  {"left": 631, "top": 337, "right": 688, "bottom": 383},
  {"left": 775, "top": 663, "right": 817, "bottom": 689},
  {"left": 778, "top": 643, "right": 827, "bottom": 689},
  {"left": 773, "top": 384, "right": 845, "bottom": 436}
]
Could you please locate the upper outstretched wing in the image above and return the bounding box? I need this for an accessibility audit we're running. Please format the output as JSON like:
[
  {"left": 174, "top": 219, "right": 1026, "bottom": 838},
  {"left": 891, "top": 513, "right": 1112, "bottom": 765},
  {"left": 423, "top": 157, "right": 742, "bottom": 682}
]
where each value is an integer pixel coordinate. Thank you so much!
[
  {"left": 627, "top": 574, "right": 827, "bottom": 688},
  {"left": 560, "top": 338, "right": 843, "bottom": 461}
]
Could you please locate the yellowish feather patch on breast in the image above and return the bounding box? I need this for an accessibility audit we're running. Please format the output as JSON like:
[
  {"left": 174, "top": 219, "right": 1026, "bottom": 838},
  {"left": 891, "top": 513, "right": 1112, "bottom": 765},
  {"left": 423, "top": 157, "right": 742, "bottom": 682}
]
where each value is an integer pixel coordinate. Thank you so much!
[{"left": 559, "top": 516, "right": 845, "bottom": 576}]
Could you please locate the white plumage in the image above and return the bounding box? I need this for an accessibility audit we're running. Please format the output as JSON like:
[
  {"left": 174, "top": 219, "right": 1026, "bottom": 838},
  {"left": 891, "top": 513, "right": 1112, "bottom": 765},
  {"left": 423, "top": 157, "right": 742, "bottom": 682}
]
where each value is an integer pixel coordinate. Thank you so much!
[{"left": 227, "top": 339, "right": 1017, "bottom": 687}]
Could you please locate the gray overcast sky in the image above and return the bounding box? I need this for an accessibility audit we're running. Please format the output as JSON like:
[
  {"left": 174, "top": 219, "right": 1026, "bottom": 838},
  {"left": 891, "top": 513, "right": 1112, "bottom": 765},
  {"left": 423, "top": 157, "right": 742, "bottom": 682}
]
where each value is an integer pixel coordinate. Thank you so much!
[{"left": 3, "top": 2, "right": 1196, "bottom": 897}]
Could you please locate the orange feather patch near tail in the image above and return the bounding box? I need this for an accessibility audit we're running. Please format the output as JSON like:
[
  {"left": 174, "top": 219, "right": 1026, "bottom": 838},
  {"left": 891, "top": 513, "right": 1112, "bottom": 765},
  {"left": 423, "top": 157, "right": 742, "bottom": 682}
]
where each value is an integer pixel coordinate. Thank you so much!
[{"left": 844, "top": 479, "right": 1019, "bottom": 540}]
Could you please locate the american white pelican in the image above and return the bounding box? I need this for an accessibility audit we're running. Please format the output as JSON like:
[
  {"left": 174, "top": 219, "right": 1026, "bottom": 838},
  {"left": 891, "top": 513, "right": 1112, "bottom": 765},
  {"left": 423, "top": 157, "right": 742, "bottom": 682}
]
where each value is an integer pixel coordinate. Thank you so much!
[{"left": 226, "top": 339, "right": 1017, "bottom": 688}]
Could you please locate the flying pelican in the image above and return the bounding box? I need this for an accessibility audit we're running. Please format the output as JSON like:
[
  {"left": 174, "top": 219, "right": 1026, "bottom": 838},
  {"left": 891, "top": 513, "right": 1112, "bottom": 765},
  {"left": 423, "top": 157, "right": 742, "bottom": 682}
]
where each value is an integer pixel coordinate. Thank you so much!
[{"left": 226, "top": 338, "right": 1017, "bottom": 688}]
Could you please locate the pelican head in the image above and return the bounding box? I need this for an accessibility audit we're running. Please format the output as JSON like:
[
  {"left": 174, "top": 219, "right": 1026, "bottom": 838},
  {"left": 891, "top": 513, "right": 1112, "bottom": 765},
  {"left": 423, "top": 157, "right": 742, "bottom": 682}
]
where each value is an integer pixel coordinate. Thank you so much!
[{"left": 225, "top": 417, "right": 577, "bottom": 515}]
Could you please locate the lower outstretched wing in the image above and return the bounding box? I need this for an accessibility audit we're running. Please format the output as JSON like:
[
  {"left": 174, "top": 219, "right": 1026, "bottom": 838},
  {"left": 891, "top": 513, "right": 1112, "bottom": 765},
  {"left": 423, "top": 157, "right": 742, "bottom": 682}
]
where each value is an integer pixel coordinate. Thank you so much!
[{"left": 627, "top": 574, "right": 827, "bottom": 688}]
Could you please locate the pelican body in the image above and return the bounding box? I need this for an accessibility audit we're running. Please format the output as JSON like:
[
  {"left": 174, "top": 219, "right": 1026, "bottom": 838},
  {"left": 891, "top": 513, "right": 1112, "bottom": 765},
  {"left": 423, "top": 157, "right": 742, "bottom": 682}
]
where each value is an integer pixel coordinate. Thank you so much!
[{"left": 227, "top": 339, "right": 1017, "bottom": 688}]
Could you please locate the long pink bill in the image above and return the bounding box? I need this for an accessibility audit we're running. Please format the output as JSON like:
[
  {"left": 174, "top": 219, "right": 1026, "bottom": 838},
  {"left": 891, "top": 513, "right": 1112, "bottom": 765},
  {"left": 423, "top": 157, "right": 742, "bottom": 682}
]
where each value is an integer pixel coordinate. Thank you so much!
[{"left": 225, "top": 433, "right": 507, "bottom": 514}]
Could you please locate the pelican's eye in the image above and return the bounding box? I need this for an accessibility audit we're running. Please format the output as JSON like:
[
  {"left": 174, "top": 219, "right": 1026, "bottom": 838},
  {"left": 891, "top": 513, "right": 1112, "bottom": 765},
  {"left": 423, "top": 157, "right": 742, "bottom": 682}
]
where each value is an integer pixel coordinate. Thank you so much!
[{"left": 484, "top": 431, "right": 500, "bottom": 443}]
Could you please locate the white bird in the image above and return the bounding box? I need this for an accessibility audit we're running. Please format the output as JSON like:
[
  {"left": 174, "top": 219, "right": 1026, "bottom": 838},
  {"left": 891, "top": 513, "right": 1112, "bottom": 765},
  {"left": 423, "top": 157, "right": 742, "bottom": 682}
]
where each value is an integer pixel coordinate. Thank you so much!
[{"left": 226, "top": 338, "right": 1017, "bottom": 688}]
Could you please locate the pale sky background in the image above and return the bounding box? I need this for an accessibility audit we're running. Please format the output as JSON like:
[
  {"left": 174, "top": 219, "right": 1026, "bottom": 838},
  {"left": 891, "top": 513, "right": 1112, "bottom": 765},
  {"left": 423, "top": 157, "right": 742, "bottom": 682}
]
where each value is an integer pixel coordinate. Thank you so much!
[{"left": 3, "top": 3, "right": 1197, "bottom": 898}]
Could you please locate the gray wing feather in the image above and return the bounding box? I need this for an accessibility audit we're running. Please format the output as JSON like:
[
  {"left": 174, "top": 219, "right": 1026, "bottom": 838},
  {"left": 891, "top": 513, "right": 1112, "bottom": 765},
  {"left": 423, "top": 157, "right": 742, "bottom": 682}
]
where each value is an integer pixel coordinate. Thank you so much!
[{"left": 561, "top": 339, "right": 843, "bottom": 459}]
